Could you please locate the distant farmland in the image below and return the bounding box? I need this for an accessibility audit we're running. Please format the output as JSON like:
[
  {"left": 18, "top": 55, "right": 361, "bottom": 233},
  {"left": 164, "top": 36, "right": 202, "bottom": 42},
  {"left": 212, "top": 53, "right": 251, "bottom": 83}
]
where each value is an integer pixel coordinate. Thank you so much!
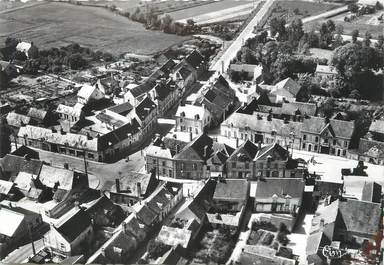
[{"left": 0, "top": 2, "right": 188, "bottom": 55}]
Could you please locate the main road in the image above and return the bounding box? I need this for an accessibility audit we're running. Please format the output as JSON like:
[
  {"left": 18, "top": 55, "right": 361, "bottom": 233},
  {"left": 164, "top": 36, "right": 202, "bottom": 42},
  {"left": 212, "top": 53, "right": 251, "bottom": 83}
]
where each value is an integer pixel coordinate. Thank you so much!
[{"left": 210, "top": 0, "right": 277, "bottom": 73}]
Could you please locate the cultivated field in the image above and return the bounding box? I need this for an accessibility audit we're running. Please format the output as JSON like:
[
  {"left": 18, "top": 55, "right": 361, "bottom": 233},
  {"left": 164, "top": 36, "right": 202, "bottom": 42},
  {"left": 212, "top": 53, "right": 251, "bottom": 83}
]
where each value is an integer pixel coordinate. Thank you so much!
[
  {"left": 0, "top": 2, "right": 188, "bottom": 55},
  {"left": 304, "top": 10, "right": 384, "bottom": 39}
]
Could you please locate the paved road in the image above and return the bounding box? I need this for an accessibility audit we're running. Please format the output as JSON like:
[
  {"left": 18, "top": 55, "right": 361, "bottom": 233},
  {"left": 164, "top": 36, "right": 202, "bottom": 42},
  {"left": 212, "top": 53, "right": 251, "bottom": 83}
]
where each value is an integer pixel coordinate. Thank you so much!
[
  {"left": 2, "top": 239, "right": 44, "bottom": 263},
  {"left": 301, "top": 5, "right": 348, "bottom": 24},
  {"left": 210, "top": 0, "right": 276, "bottom": 72}
]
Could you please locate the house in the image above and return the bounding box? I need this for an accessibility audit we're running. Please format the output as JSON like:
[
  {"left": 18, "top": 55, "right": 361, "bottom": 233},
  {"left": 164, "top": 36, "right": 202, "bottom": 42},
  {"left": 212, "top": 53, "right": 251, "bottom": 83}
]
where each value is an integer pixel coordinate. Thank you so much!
[
  {"left": 84, "top": 196, "right": 126, "bottom": 227},
  {"left": 144, "top": 136, "right": 188, "bottom": 178},
  {"left": 206, "top": 142, "right": 234, "bottom": 177},
  {"left": 280, "top": 101, "right": 317, "bottom": 120},
  {"left": 95, "top": 76, "right": 120, "bottom": 95},
  {"left": 252, "top": 178, "right": 305, "bottom": 215},
  {"left": 6, "top": 112, "right": 31, "bottom": 128},
  {"left": 86, "top": 229, "right": 137, "bottom": 264},
  {"left": 179, "top": 50, "right": 207, "bottom": 78},
  {"left": 10, "top": 145, "right": 39, "bottom": 160},
  {"left": 175, "top": 104, "right": 212, "bottom": 135},
  {"left": 171, "top": 65, "right": 196, "bottom": 92},
  {"left": 56, "top": 103, "right": 84, "bottom": 123},
  {"left": 0, "top": 101, "right": 11, "bottom": 115},
  {"left": 310, "top": 198, "right": 382, "bottom": 246},
  {"left": 0, "top": 154, "right": 43, "bottom": 180},
  {"left": 157, "top": 226, "right": 192, "bottom": 249},
  {"left": 368, "top": 119, "right": 384, "bottom": 141},
  {"left": 315, "top": 64, "right": 338, "bottom": 80},
  {"left": 120, "top": 213, "right": 148, "bottom": 243},
  {"left": 0, "top": 179, "right": 17, "bottom": 201},
  {"left": 355, "top": 138, "right": 384, "bottom": 165},
  {"left": 221, "top": 112, "right": 303, "bottom": 149},
  {"left": 212, "top": 179, "right": 249, "bottom": 212},
  {"left": 301, "top": 117, "right": 355, "bottom": 157},
  {"left": 77, "top": 84, "right": 104, "bottom": 105},
  {"left": 0, "top": 205, "right": 45, "bottom": 258},
  {"left": 12, "top": 171, "right": 45, "bottom": 201},
  {"left": 126, "top": 96, "right": 157, "bottom": 136},
  {"left": 107, "top": 101, "right": 133, "bottom": 116},
  {"left": 44, "top": 209, "right": 93, "bottom": 257},
  {"left": 229, "top": 63, "right": 263, "bottom": 82},
  {"left": 109, "top": 171, "right": 159, "bottom": 206},
  {"left": 306, "top": 231, "right": 330, "bottom": 265},
  {"left": 27, "top": 108, "right": 48, "bottom": 125},
  {"left": 38, "top": 164, "right": 88, "bottom": 191},
  {"left": 15, "top": 42, "right": 31, "bottom": 57},
  {"left": 238, "top": 245, "right": 296, "bottom": 265},
  {"left": 226, "top": 140, "right": 259, "bottom": 179},
  {"left": 259, "top": 78, "right": 303, "bottom": 103},
  {"left": 343, "top": 179, "right": 382, "bottom": 203},
  {"left": 151, "top": 79, "right": 180, "bottom": 115}
]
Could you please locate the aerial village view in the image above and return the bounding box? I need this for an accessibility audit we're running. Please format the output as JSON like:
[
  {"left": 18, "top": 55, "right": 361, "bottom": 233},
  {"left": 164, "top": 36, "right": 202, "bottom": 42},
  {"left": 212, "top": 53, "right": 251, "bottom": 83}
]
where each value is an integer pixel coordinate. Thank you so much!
[{"left": 0, "top": 0, "right": 383, "bottom": 264}]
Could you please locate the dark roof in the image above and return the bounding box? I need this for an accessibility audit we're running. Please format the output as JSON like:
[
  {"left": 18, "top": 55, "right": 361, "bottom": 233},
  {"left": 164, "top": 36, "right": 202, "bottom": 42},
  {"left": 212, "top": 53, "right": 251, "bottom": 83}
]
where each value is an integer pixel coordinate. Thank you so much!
[
  {"left": 212, "top": 142, "right": 234, "bottom": 157},
  {"left": 98, "top": 119, "right": 140, "bottom": 150},
  {"left": 108, "top": 102, "right": 133, "bottom": 116},
  {"left": 159, "top": 59, "right": 177, "bottom": 75},
  {"left": 178, "top": 67, "right": 192, "bottom": 79},
  {"left": 0, "top": 154, "right": 43, "bottom": 176},
  {"left": 213, "top": 179, "right": 248, "bottom": 201},
  {"left": 174, "top": 133, "right": 214, "bottom": 161},
  {"left": 162, "top": 137, "right": 189, "bottom": 156},
  {"left": 358, "top": 138, "right": 384, "bottom": 159},
  {"left": 275, "top": 77, "right": 301, "bottom": 97},
  {"left": 185, "top": 50, "right": 205, "bottom": 69},
  {"left": 281, "top": 102, "right": 317, "bottom": 116},
  {"left": 129, "top": 81, "right": 155, "bottom": 98},
  {"left": 56, "top": 210, "right": 92, "bottom": 242},
  {"left": 301, "top": 116, "right": 355, "bottom": 139},
  {"left": 338, "top": 199, "right": 381, "bottom": 236},
  {"left": 227, "top": 140, "right": 259, "bottom": 162},
  {"left": 136, "top": 204, "right": 157, "bottom": 226},
  {"left": 135, "top": 96, "right": 156, "bottom": 122},
  {"left": 154, "top": 80, "right": 175, "bottom": 101},
  {"left": 11, "top": 145, "right": 40, "bottom": 160},
  {"left": 361, "top": 182, "right": 382, "bottom": 203},
  {"left": 254, "top": 143, "right": 289, "bottom": 161},
  {"left": 255, "top": 178, "right": 305, "bottom": 199}
]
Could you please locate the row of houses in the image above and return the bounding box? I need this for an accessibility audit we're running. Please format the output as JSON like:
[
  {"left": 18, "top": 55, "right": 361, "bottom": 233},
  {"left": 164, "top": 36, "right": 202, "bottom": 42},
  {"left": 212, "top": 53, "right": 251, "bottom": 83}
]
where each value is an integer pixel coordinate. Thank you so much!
[{"left": 145, "top": 133, "right": 305, "bottom": 180}]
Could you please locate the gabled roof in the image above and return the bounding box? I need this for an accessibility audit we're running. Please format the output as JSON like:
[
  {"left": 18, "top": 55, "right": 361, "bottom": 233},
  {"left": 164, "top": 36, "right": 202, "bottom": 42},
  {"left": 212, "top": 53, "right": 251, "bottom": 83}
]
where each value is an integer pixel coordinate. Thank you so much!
[
  {"left": 185, "top": 50, "right": 205, "bottom": 69},
  {"left": 77, "top": 84, "right": 99, "bottom": 101},
  {"left": 56, "top": 209, "right": 91, "bottom": 243},
  {"left": 174, "top": 133, "right": 213, "bottom": 161},
  {"left": 254, "top": 178, "right": 304, "bottom": 199},
  {"left": 107, "top": 102, "right": 133, "bottom": 116},
  {"left": 301, "top": 116, "right": 355, "bottom": 139},
  {"left": 135, "top": 96, "right": 156, "bottom": 122},
  {"left": 56, "top": 103, "right": 83, "bottom": 117},
  {"left": 39, "top": 165, "right": 74, "bottom": 190},
  {"left": 227, "top": 140, "right": 259, "bottom": 162},
  {"left": 306, "top": 231, "right": 330, "bottom": 257},
  {"left": 111, "top": 171, "right": 155, "bottom": 196},
  {"left": 158, "top": 226, "right": 192, "bottom": 248},
  {"left": 274, "top": 77, "right": 301, "bottom": 97},
  {"left": 14, "top": 171, "right": 38, "bottom": 191},
  {"left": 6, "top": 112, "right": 31, "bottom": 127},
  {"left": 0, "top": 179, "right": 14, "bottom": 195},
  {"left": 311, "top": 199, "right": 339, "bottom": 234},
  {"left": 254, "top": 143, "right": 289, "bottom": 161},
  {"left": 212, "top": 142, "right": 234, "bottom": 157},
  {"left": 0, "top": 154, "right": 43, "bottom": 176},
  {"left": 213, "top": 179, "right": 248, "bottom": 201},
  {"left": 369, "top": 119, "right": 384, "bottom": 135},
  {"left": 338, "top": 199, "right": 381, "bottom": 236},
  {"left": 98, "top": 118, "right": 140, "bottom": 150},
  {"left": 134, "top": 203, "right": 157, "bottom": 226},
  {"left": 358, "top": 138, "right": 384, "bottom": 159},
  {"left": 175, "top": 104, "right": 209, "bottom": 120},
  {"left": 361, "top": 181, "right": 382, "bottom": 203},
  {"left": 27, "top": 107, "right": 47, "bottom": 121},
  {"left": 0, "top": 205, "right": 38, "bottom": 237},
  {"left": 154, "top": 80, "right": 175, "bottom": 101},
  {"left": 11, "top": 145, "right": 39, "bottom": 160}
]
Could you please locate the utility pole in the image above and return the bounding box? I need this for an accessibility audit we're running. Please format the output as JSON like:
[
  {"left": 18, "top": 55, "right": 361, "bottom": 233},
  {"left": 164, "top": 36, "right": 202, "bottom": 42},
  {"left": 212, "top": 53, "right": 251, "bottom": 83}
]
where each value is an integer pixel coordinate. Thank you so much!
[
  {"left": 27, "top": 223, "right": 36, "bottom": 256},
  {"left": 83, "top": 150, "right": 88, "bottom": 177}
]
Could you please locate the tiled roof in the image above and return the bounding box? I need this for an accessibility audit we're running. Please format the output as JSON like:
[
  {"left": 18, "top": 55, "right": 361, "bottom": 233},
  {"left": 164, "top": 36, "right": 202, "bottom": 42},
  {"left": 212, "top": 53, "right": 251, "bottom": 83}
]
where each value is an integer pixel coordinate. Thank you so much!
[
  {"left": 135, "top": 96, "right": 156, "bottom": 122},
  {"left": 358, "top": 138, "right": 384, "bottom": 159},
  {"left": 77, "top": 84, "right": 99, "bottom": 101},
  {"left": 174, "top": 133, "right": 214, "bottom": 161},
  {"left": 56, "top": 103, "right": 83, "bottom": 117},
  {"left": 213, "top": 179, "right": 248, "bottom": 201},
  {"left": 0, "top": 154, "right": 43, "bottom": 176},
  {"left": 178, "top": 67, "right": 192, "bottom": 79},
  {"left": 207, "top": 212, "right": 241, "bottom": 227},
  {"left": 274, "top": 77, "right": 301, "bottom": 97},
  {"left": 315, "top": 64, "right": 337, "bottom": 74},
  {"left": 6, "top": 112, "right": 31, "bottom": 127},
  {"left": 27, "top": 108, "right": 47, "bottom": 121},
  {"left": 229, "top": 63, "right": 260, "bottom": 73},
  {"left": 56, "top": 209, "right": 91, "bottom": 243},
  {"left": 185, "top": 50, "right": 205, "bottom": 69},
  {"left": 135, "top": 203, "right": 157, "bottom": 226},
  {"left": 110, "top": 171, "right": 153, "bottom": 196},
  {"left": 311, "top": 199, "right": 339, "bottom": 234},
  {"left": 98, "top": 118, "right": 140, "bottom": 150},
  {"left": 0, "top": 179, "right": 14, "bottom": 195},
  {"left": 254, "top": 143, "right": 289, "bottom": 161},
  {"left": 107, "top": 102, "right": 133, "bottom": 116},
  {"left": 38, "top": 165, "right": 74, "bottom": 190},
  {"left": 306, "top": 231, "right": 329, "bottom": 256},
  {"left": 227, "top": 140, "right": 259, "bottom": 162},
  {"left": 154, "top": 80, "right": 175, "bottom": 101},
  {"left": 175, "top": 104, "right": 208, "bottom": 120},
  {"left": 339, "top": 199, "right": 381, "bottom": 236},
  {"left": 128, "top": 81, "right": 155, "bottom": 98},
  {"left": 0, "top": 206, "right": 29, "bottom": 237},
  {"left": 254, "top": 178, "right": 304, "bottom": 199},
  {"left": 301, "top": 116, "right": 355, "bottom": 139},
  {"left": 281, "top": 102, "right": 317, "bottom": 116},
  {"left": 223, "top": 112, "right": 303, "bottom": 137}
]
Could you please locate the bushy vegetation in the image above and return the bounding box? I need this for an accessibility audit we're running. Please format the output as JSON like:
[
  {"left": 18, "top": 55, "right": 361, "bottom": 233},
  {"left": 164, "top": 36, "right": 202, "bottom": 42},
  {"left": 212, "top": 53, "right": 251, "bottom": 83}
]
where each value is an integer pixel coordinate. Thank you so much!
[{"left": 147, "top": 239, "right": 171, "bottom": 260}]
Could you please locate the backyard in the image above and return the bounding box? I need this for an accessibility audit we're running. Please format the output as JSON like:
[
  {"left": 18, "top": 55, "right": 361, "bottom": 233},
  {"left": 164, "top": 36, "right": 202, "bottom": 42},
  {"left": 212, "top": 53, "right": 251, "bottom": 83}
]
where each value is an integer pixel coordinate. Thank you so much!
[{"left": 0, "top": 2, "right": 188, "bottom": 55}]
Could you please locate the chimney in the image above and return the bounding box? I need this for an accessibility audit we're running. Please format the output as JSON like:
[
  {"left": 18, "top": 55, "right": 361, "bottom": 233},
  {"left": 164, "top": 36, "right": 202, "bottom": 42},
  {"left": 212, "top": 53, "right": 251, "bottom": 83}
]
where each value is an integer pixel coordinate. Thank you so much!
[
  {"left": 319, "top": 218, "right": 325, "bottom": 230},
  {"left": 86, "top": 132, "right": 92, "bottom": 140},
  {"left": 64, "top": 163, "right": 69, "bottom": 169},
  {"left": 24, "top": 154, "right": 30, "bottom": 161},
  {"left": 115, "top": 179, "right": 120, "bottom": 192},
  {"left": 203, "top": 145, "right": 209, "bottom": 158},
  {"left": 189, "top": 131, "right": 193, "bottom": 142},
  {"left": 60, "top": 127, "right": 65, "bottom": 135},
  {"left": 137, "top": 182, "right": 142, "bottom": 198}
]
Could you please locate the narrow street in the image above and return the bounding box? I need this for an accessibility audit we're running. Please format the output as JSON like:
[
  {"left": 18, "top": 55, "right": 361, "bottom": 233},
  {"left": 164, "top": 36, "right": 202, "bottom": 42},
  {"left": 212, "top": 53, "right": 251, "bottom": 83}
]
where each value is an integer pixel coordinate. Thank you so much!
[{"left": 2, "top": 239, "right": 45, "bottom": 263}]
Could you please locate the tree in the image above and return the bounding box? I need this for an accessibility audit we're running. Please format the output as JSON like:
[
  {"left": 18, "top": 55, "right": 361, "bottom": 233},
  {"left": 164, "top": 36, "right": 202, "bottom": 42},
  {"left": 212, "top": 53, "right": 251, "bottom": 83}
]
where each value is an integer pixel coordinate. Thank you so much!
[
  {"left": 269, "top": 17, "right": 286, "bottom": 40},
  {"left": 349, "top": 89, "right": 361, "bottom": 99},
  {"left": 286, "top": 18, "right": 304, "bottom": 48},
  {"left": 0, "top": 119, "right": 11, "bottom": 158},
  {"left": 160, "top": 14, "right": 173, "bottom": 33},
  {"left": 0, "top": 70, "right": 9, "bottom": 91},
  {"left": 363, "top": 31, "right": 371, "bottom": 47},
  {"left": 23, "top": 59, "right": 40, "bottom": 75},
  {"left": 336, "top": 24, "right": 344, "bottom": 35},
  {"left": 320, "top": 98, "right": 336, "bottom": 117},
  {"left": 351, "top": 29, "right": 359, "bottom": 43},
  {"left": 348, "top": 3, "right": 359, "bottom": 13},
  {"left": 293, "top": 8, "right": 300, "bottom": 15},
  {"left": 68, "top": 53, "right": 87, "bottom": 70},
  {"left": 375, "top": 34, "right": 384, "bottom": 50},
  {"left": 14, "top": 50, "right": 27, "bottom": 61},
  {"left": 376, "top": 1, "right": 384, "bottom": 10},
  {"left": 147, "top": 240, "right": 171, "bottom": 260},
  {"left": 332, "top": 34, "right": 344, "bottom": 50},
  {"left": 5, "top": 37, "right": 19, "bottom": 49}
]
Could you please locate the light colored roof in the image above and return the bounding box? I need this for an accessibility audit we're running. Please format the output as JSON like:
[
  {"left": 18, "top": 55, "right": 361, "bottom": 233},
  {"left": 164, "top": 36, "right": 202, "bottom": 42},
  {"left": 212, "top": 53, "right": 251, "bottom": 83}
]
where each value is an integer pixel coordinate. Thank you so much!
[
  {"left": 206, "top": 212, "right": 241, "bottom": 227},
  {"left": 56, "top": 103, "right": 83, "bottom": 117},
  {"left": 311, "top": 199, "right": 339, "bottom": 234},
  {"left": 77, "top": 84, "right": 98, "bottom": 101},
  {"left": 369, "top": 119, "right": 384, "bottom": 135},
  {"left": 157, "top": 226, "right": 192, "bottom": 248},
  {"left": 0, "top": 207, "right": 25, "bottom": 237},
  {"left": 175, "top": 104, "right": 209, "bottom": 120},
  {"left": 145, "top": 145, "right": 173, "bottom": 159},
  {"left": 315, "top": 64, "right": 337, "bottom": 74},
  {"left": 14, "top": 171, "right": 38, "bottom": 191},
  {"left": 27, "top": 107, "right": 47, "bottom": 121},
  {"left": 0, "top": 180, "right": 14, "bottom": 195},
  {"left": 16, "top": 42, "right": 31, "bottom": 52},
  {"left": 229, "top": 63, "right": 261, "bottom": 73},
  {"left": 6, "top": 112, "right": 31, "bottom": 127},
  {"left": 18, "top": 125, "right": 98, "bottom": 151},
  {"left": 273, "top": 77, "right": 301, "bottom": 97},
  {"left": 39, "top": 165, "right": 74, "bottom": 190}
]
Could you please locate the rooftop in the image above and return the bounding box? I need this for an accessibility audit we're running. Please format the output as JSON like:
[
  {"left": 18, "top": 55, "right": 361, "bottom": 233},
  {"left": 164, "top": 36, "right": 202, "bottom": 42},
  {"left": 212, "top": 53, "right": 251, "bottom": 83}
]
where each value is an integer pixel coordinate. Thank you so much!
[{"left": 213, "top": 179, "right": 249, "bottom": 201}]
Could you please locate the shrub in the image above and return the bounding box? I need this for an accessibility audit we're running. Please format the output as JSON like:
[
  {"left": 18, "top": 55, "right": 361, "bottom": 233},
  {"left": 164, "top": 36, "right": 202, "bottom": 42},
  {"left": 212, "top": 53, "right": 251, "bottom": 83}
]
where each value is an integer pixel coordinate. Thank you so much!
[{"left": 147, "top": 240, "right": 171, "bottom": 260}]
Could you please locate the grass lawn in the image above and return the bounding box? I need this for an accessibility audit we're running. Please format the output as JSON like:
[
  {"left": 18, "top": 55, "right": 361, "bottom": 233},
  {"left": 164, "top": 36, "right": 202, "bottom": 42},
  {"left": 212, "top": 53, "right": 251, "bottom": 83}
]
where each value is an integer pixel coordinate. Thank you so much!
[
  {"left": 304, "top": 11, "right": 384, "bottom": 39},
  {"left": 268, "top": 0, "right": 341, "bottom": 24},
  {"left": 168, "top": 0, "right": 252, "bottom": 21},
  {"left": 0, "top": 2, "right": 188, "bottom": 55}
]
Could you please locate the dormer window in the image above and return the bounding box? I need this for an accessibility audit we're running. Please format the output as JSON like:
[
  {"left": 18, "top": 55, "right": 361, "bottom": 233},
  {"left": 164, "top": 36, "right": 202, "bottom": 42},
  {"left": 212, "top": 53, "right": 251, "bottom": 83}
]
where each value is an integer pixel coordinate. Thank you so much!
[
  {"left": 195, "top": 114, "right": 200, "bottom": 120},
  {"left": 180, "top": 111, "right": 185, "bottom": 117}
]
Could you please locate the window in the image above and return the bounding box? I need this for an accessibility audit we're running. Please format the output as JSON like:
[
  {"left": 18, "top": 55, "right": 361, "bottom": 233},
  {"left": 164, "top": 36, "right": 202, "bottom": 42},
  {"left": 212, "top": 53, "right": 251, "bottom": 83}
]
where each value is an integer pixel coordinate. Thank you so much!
[
  {"left": 272, "top": 171, "right": 279, "bottom": 177},
  {"left": 232, "top": 162, "right": 236, "bottom": 168},
  {"left": 324, "top": 138, "right": 328, "bottom": 144},
  {"left": 266, "top": 171, "right": 270, "bottom": 177},
  {"left": 234, "top": 132, "right": 237, "bottom": 138},
  {"left": 88, "top": 153, "right": 94, "bottom": 159},
  {"left": 28, "top": 141, "right": 32, "bottom": 146},
  {"left": 342, "top": 150, "right": 346, "bottom": 156},
  {"left": 315, "top": 136, "right": 319, "bottom": 143},
  {"left": 162, "top": 161, "right": 166, "bottom": 166},
  {"left": 163, "top": 168, "right": 166, "bottom": 175},
  {"left": 193, "top": 163, "right": 197, "bottom": 170},
  {"left": 228, "top": 131, "right": 231, "bottom": 137},
  {"left": 245, "top": 162, "right": 249, "bottom": 169},
  {"left": 333, "top": 139, "right": 337, "bottom": 145},
  {"left": 303, "top": 134, "right": 307, "bottom": 140},
  {"left": 153, "top": 159, "right": 156, "bottom": 165},
  {"left": 314, "top": 145, "right": 318, "bottom": 151},
  {"left": 240, "top": 133, "right": 244, "bottom": 140},
  {"left": 344, "top": 141, "right": 348, "bottom": 148},
  {"left": 206, "top": 166, "right": 210, "bottom": 171},
  {"left": 302, "top": 143, "right": 306, "bottom": 149}
]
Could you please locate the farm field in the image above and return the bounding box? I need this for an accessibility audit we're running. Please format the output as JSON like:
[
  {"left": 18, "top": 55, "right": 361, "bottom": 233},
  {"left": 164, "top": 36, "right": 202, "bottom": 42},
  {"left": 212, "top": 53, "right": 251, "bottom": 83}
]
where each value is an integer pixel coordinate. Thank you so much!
[
  {"left": 304, "top": 11, "right": 384, "bottom": 39},
  {"left": 168, "top": 0, "right": 253, "bottom": 21},
  {"left": 0, "top": 2, "right": 188, "bottom": 55},
  {"left": 268, "top": 0, "right": 342, "bottom": 24}
]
